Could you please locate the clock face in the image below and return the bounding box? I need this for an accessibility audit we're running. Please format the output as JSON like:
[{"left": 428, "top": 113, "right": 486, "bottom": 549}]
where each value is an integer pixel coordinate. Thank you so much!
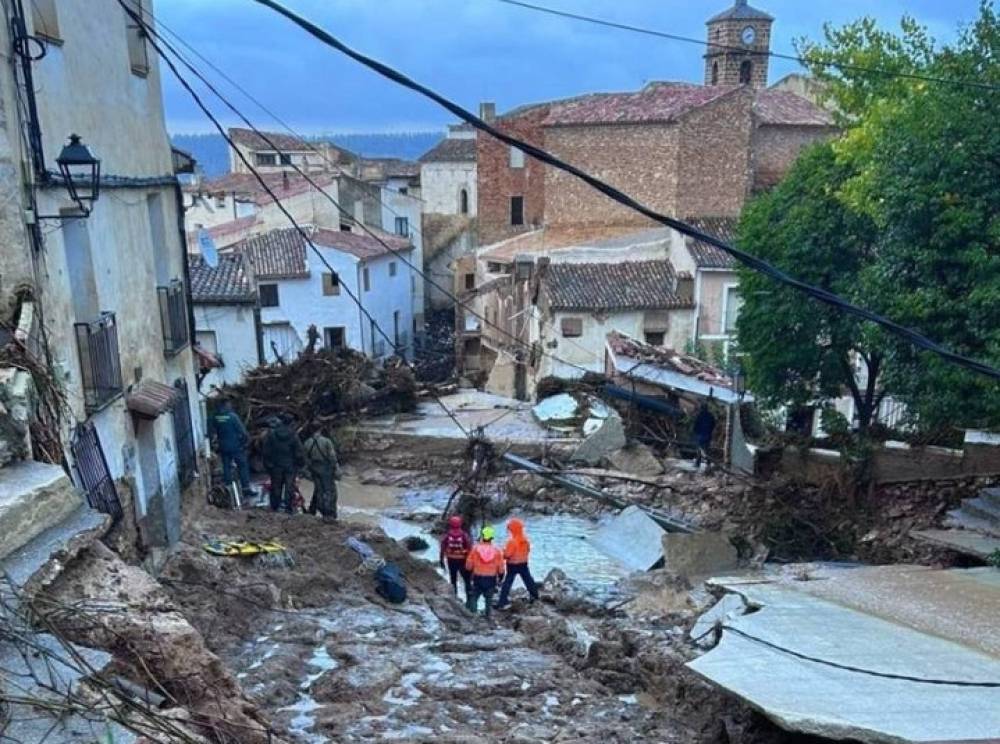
[{"left": 741, "top": 26, "right": 757, "bottom": 45}]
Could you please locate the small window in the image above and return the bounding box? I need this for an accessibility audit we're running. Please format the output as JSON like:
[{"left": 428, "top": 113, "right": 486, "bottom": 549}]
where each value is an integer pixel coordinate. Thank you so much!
[
  {"left": 740, "top": 60, "right": 753, "bottom": 85},
  {"left": 324, "top": 327, "right": 345, "bottom": 349},
  {"left": 31, "top": 0, "right": 61, "bottom": 43},
  {"left": 363, "top": 267, "right": 371, "bottom": 292},
  {"left": 279, "top": 153, "right": 292, "bottom": 165},
  {"left": 213, "top": 194, "right": 226, "bottom": 209},
  {"left": 389, "top": 261, "right": 398, "bottom": 277},
  {"left": 322, "top": 272, "right": 340, "bottom": 296},
  {"left": 510, "top": 196, "right": 524, "bottom": 226},
  {"left": 124, "top": 0, "right": 149, "bottom": 76},
  {"left": 340, "top": 222, "right": 352, "bottom": 232},
  {"left": 394, "top": 216, "right": 409, "bottom": 237},
  {"left": 399, "top": 187, "right": 408, "bottom": 195},
  {"left": 464, "top": 273, "right": 476, "bottom": 291},
  {"left": 256, "top": 153, "right": 277, "bottom": 167},
  {"left": 644, "top": 331, "right": 665, "bottom": 346},
  {"left": 724, "top": 286, "right": 743, "bottom": 332},
  {"left": 561, "top": 318, "right": 583, "bottom": 338},
  {"left": 459, "top": 188, "right": 469, "bottom": 214},
  {"left": 259, "top": 284, "right": 279, "bottom": 308},
  {"left": 509, "top": 147, "right": 525, "bottom": 168},
  {"left": 711, "top": 62, "right": 719, "bottom": 85},
  {"left": 487, "top": 262, "right": 506, "bottom": 273}
]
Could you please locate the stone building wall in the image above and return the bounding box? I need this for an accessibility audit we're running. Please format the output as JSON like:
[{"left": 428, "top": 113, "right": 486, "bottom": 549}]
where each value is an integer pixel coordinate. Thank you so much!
[
  {"left": 674, "top": 88, "right": 755, "bottom": 218},
  {"left": 704, "top": 18, "right": 772, "bottom": 88},
  {"left": 751, "top": 123, "right": 838, "bottom": 191},
  {"left": 543, "top": 123, "right": 679, "bottom": 228},
  {"left": 476, "top": 108, "right": 548, "bottom": 245}
]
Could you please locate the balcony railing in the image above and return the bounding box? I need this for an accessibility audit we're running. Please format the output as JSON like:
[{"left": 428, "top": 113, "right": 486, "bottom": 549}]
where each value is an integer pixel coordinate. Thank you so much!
[
  {"left": 75, "top": 312, "right": 124, "bottom": 412},
  {"left": 158, "top": 280, "right": 189, "bottom": 355}
]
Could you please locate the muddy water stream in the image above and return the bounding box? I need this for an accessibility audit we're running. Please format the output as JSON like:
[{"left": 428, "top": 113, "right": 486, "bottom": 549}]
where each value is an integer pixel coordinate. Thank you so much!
[{"left": 237, "top": 476, "right": 638, "bottom": 742}]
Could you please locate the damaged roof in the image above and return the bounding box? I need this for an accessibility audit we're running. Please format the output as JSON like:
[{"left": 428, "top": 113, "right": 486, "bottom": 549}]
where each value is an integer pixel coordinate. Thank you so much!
[
  {"left": 543, "top": 260, "right": 691, "bottom": 311},
  {"left": 419, "top": 137, "right": 477, "bottom": 163},
  {"left": 684, "top": 217, "right": 740, "bottom": 269},
  {"left": 189, "top": 253, "right": 256, "bottom": 304}
]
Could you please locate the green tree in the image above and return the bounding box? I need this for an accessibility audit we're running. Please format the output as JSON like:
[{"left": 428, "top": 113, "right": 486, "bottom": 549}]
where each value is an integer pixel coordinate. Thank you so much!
[{"left": 738, "top": 3, "right": 1000, "bottom": 434}]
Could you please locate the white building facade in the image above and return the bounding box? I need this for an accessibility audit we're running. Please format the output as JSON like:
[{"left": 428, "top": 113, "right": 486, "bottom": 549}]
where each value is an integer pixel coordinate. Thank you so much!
[{"left": 0, "top": 0, "right": 204, "bottom": 547}]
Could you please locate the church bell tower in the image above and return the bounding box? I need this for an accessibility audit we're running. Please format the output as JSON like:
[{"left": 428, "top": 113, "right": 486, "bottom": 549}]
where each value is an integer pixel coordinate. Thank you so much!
[{"left": 704, "top": 0, "right": 774, "bottom": 88}]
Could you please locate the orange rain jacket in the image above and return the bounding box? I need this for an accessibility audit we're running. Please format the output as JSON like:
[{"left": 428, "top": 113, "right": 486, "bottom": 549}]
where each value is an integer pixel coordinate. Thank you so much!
[
  {"left": 465, "top": 541, "right": 505, "bottom": 577},
  {"left": 503, "top": 518, "right": 531, "bottom": 564}
]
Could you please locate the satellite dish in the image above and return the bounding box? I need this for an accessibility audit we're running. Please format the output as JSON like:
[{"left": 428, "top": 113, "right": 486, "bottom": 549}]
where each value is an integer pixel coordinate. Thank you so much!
[{"left": 198, "top": 228, "right": 219, "bottom": 268}]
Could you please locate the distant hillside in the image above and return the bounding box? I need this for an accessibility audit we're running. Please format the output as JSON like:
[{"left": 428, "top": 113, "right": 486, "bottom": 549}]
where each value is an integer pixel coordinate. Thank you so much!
[{"left": 171, "top": 131, "right": 442, "bottom": 178}]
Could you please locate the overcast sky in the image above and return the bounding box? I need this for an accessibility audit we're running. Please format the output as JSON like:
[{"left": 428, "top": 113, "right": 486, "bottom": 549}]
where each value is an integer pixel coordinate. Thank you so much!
[{"left": 159, "top": 0, "right": 984, "bottom": 134}]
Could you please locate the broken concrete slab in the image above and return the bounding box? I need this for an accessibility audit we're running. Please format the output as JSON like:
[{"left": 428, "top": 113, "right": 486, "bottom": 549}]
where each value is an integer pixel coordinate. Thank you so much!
[
  {"left": 608, "top": 443, "right": 664, "bottom": 477},
  {"left": 0, "top": 460, "right": 83, "bottom": 560},
  {"left": 571, "top": 412, "right": 626, "bottom": 465},
  {"left": 690, "top": 593, "right": 747, "bottom": 649},
  {"left": 688, "top": 580, "right": 1000, "bottom": 743},
  {"left": 589, "top": 505, "right": 666, "bottom": 571},
  {"left": 912, "top": 528, "right": 1000, "bottom": 561},
  {"left": 661, "top": 531, "right": 738, "bottom": 581}
]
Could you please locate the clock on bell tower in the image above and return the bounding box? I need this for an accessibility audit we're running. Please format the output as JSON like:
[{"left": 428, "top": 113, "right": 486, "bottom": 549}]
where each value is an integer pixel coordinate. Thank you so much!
[{"left": 704, "top": 0, "right": 774, "bottom": 89}]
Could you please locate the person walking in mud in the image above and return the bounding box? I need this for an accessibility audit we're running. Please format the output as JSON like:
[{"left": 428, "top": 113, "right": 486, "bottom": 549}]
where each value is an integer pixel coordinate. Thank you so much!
[
  {"left": 465, "top": 526, "right": 505, "bottom": 618},
  {"left": 303, "top": 426, "right": 339, "bottom": 519},
  {"left": 439, "top": 515, "right": 473, "bottom": 597},
  {"left": 495, "top": 518, "right": 539, "bottom": 610},
  {"left": 263, "top": 414, "right": 305, "bottom": 513},
  {"left": 209, "top": 398, "right": 254, "bottom": 498}
]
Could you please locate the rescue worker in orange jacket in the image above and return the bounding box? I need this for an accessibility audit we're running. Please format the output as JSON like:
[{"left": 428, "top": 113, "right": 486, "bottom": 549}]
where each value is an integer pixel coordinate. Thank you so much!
[
  {"left": 439, "top": 515, "right": 473, "bottom": 597},
  {"left": 495, "top": 518, "right": 540, "bottom": 610},
  {"left": 464, "top": 525, "right": 505, "bottom": 618}
]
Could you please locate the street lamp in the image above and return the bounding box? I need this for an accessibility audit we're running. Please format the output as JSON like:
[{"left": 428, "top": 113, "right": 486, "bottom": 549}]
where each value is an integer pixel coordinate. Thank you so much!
[{"left": 55, "top": 134, "right": 101, "bottom": 214}]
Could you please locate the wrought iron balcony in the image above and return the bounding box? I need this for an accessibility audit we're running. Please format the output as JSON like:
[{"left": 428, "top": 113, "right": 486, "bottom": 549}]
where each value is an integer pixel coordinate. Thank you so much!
[
  {"left": 74, "top": 312, "right": 123, "bottom": 412},
  {"left": 158, "top": 280, "right": 189, "bottom": 355}
]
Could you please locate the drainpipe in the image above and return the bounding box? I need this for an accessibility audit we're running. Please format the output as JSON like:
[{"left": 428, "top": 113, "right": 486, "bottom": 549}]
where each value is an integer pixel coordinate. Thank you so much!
[{"left": 356, "top": 261, "right": 365, "bottom": 353}]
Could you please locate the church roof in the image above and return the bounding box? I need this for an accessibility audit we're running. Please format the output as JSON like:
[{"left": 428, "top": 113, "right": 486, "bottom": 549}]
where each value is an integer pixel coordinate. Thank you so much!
[{"left": 707, "top": 0, "right": 774, "bottom": 23}]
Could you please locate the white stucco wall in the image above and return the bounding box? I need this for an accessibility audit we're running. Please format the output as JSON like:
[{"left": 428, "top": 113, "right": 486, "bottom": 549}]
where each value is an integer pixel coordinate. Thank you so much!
[
  {"left": 421, "top": 161, "right": 477, "bottom": 216},
  {"left": 0, "top": 0, "right": 206, "bottom": 544},
  {"left": 194, "top": 303, "right": 259, "bottom": 390},
  {"left": 380, "top": 188, "right": 425, "bottom": 330},
  {"left": 258, "top": 243, "right": 415, "bottom": 361}
]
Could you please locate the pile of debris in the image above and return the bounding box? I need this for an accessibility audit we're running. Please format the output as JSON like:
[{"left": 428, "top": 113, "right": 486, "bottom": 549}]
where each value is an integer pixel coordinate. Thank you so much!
[{"left": 217, "top": 347, "right": 417, "bottom": 432}]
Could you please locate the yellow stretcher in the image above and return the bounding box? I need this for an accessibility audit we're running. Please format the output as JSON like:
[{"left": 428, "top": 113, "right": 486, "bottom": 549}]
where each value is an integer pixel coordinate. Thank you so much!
[{"left": 202, "top": 539, "right": 294, "bottom": 567}]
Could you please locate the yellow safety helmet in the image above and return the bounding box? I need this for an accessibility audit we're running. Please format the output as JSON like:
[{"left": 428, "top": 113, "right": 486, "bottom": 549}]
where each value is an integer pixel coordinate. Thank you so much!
[{"left": 481, "top": 525, "right": 496, "bottom": 541}]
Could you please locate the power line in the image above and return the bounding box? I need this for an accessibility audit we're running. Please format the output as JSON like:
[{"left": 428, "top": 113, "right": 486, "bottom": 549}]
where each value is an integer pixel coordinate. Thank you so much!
[
  {"left": 117, "top": 1, "right": 472, "bottom": 439},
  {"left": 248, "top": 0, "right": 1000, "bottom": 382},
  {"left": 495, "top": 0, "right": 1000, "bottom": 93},
  {"left": 137, "top": 9, "right": 601, "bottom": 386}
]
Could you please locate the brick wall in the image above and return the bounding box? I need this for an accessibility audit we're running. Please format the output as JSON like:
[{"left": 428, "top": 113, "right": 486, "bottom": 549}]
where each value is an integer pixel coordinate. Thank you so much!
[
  {"left": 544, "top": 124, "right": 679, "bottom": 227},
  {"left": 751, "top": 124, "right": 838, "bottom": 191},
  {"left": 675, "top": 88, "right": 755, "bottom": 218},
  {"left": 476, "top": 108, "right": 549, "bottom": 245}
]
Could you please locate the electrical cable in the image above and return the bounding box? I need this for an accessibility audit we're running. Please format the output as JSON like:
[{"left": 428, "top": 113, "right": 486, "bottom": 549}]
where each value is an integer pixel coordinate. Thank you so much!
[
  {"left": 135, "top": 11, "right": 600, "bottom": 385},
  {"left": 117, "top": 0, "right": 472, "bottom": 439},
  {"left": 247, "top": 0, "right": 1000, "bottom": 382},
  {"left": 495, "top": 0, "right": 1000, "bottom": 94},
  {"left": 722, "top": 624, "right": 1000, "bottom": 688}
]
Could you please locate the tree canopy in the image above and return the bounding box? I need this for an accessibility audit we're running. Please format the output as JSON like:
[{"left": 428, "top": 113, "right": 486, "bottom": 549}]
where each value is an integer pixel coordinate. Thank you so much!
[{"left": 738, "top": 2, "right": 1000, "bottom": 434}]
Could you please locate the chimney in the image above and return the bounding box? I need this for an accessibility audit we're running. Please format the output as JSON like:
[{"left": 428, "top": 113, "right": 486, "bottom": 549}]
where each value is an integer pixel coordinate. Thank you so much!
[
  {"left": 675, "top": 273, "right": 694, "bottom": 302},
  {"left": 479, "top": 101, "right": 496, "bottom": 124}
]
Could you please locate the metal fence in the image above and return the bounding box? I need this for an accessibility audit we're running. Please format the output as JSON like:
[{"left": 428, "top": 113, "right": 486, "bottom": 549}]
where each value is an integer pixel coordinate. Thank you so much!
[
  {"left": 157, "top": 280, "right": 189, "bottom": 355},
  {"left": 172, "top": 378, "right": 197, "bottom": 488},
  {"left": 70, "top": 421, "right": 122, "bottom": 523},
  {"left": 74, "top": 312, "right": 123, "bottom": 412}
]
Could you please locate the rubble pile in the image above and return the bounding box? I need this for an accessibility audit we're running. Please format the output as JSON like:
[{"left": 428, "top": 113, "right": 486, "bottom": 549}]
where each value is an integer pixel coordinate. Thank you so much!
[{"left": 216, "top": 348, "right": 417, "bottom": 433}]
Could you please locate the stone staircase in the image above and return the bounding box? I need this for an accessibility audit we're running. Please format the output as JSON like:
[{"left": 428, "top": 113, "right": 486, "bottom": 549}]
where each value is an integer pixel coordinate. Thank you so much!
[
  {"left": 945, "top": 486, "right": 1000, "bottom": 537},
  {"left": 913, "top": 485, "right": 1000, "bottom": 560}
]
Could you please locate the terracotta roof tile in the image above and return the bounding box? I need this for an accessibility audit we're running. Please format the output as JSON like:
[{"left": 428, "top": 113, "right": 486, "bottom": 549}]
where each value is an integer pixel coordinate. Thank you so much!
[
  {"left": 237, "top": 228, "right": 310, "bottom": 281},
  {"left": 313, "top": 228, "right": 413, "bottom": 260},
  {"left": 542, "top": 260, "right": 691, "bottom": 311},
  {"left": 419, "top": 137, "right": 477, "bottom": 163},
  {"left": 229, "top": 127, "right": 313, "bottom": 151},
  {"left": 543, "top": 83, "right": 738, "bottom": 127},
  {"left": 606, "top": 330, "right": 734, "bottom": 389},
  {"left": 189, "top": 253, "right": 256, "bottom": 304},
  {"left": 754, "top": 90, "right": 836, "bottom": 126},
  {"left": 126, "top": 380, "right": 179, "bottom": 419},
  {"left": 684, "top": 217, "right": 740, "bottom": 269}
]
